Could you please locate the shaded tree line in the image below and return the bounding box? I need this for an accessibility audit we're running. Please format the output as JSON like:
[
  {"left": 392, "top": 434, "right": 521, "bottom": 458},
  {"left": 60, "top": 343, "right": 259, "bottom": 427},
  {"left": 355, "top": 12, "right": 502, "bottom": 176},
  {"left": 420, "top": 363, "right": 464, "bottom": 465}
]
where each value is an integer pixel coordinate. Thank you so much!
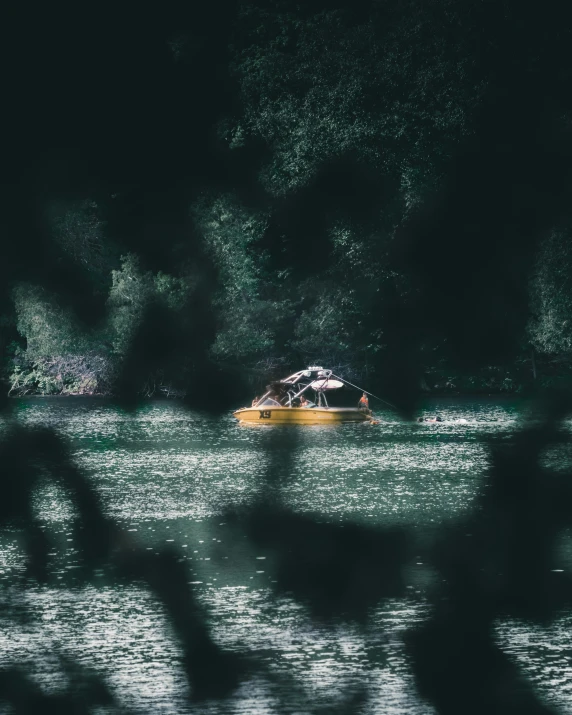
[{"left": 2, "top": 0, "right": 572, "bottom": 398}]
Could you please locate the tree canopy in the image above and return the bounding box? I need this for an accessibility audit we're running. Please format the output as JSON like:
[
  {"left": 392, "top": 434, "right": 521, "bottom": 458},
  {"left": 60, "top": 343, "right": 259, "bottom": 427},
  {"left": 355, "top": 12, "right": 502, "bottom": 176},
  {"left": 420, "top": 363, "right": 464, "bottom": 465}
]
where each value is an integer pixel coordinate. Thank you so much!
[{"left": 3, "top": 0, "right": 572, "bottom": 398}]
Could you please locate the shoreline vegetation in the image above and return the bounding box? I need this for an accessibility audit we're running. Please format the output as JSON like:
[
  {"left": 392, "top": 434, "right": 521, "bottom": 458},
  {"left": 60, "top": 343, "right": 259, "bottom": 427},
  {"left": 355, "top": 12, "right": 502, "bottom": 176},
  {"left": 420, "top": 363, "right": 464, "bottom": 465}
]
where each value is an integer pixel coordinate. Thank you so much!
[
  {"left": 2, "top": 225, "right": 569, "bottom": 400},
  {"left": 5, "top": 359, "right": 571, "bottom": 399}
]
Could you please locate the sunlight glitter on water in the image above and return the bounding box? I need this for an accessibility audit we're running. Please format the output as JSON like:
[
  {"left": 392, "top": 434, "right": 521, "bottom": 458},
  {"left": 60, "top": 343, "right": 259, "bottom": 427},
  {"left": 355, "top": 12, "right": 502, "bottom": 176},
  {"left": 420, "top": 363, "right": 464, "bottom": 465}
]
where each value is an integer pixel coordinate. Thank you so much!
[
  {"left": 0, "top": 396, "right": 569, "bottom": 713},
  {"left": 0, "top": 583, "right": 432, "bottom": 714}
]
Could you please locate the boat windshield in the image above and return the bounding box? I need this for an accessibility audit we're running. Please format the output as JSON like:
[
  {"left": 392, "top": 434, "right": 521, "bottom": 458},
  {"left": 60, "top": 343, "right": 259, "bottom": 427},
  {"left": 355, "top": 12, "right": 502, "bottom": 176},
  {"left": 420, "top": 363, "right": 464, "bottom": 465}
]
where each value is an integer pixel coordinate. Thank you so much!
[{"left": 260, "top": 398, "right": 281, "bottom": 406}]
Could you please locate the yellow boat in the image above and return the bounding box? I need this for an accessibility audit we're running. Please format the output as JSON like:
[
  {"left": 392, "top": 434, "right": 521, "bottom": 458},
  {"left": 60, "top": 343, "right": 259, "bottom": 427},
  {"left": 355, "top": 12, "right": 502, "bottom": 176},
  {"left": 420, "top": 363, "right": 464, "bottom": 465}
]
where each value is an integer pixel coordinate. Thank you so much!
[
  {"left": 233, "top": 405, "right": 370, "bottom": 424},
  {"left": 233, "top": 366, "right": 373, "bottom": 424}
]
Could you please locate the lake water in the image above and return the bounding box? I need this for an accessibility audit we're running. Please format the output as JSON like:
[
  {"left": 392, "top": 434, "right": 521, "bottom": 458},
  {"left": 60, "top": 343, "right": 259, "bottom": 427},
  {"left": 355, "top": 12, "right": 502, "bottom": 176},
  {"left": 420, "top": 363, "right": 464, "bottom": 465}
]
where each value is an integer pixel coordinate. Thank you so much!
[{"left": 0, "top": 397, "right": 571, "bottom": 713}]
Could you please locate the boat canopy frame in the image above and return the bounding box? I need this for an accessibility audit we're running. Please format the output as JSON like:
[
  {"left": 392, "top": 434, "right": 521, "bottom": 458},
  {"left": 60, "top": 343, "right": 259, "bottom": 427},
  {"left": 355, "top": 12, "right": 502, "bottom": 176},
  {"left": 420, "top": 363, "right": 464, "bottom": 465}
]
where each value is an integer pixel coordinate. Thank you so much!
[
  {"left": 251, "top": 365, "right": 397, "bottom": 411},
  {"left": 252, "top": 367, "right": 336, "bottom": 409}
]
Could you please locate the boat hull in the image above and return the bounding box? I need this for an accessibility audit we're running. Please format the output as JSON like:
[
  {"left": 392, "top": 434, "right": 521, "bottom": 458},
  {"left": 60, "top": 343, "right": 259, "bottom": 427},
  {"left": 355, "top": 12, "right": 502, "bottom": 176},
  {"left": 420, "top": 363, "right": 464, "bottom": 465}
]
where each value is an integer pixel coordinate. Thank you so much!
[{"left": 233, "top": 406, "right": 371, "bottom": 424}]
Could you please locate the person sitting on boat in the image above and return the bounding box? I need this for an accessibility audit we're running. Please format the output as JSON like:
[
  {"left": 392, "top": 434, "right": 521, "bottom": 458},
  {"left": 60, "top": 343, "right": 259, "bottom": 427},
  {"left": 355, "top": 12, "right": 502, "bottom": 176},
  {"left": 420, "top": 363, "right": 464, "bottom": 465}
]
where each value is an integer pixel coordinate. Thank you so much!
[
  {"left": 300, "top": 396, "right": 309, "bottom": 407},
  {"left": 358, "top": 392, "right": 369, "bottom": 410},
  {"left": 252, "top": 396, "right": 259, "bottom": 407}
]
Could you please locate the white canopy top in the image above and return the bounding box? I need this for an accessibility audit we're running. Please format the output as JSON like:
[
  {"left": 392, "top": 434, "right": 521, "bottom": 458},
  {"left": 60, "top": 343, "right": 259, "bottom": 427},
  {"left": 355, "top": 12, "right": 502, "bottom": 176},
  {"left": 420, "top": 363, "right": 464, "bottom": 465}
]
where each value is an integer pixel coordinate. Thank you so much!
[{"left": 309, "top": 378, "right": 343, "bottom": 391}]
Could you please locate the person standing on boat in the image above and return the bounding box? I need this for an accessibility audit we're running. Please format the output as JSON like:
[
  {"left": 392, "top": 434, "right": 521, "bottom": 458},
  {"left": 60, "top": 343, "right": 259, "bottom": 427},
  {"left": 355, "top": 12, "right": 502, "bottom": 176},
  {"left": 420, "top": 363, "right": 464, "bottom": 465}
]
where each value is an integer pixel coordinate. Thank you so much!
[{"left": 358, "top": 393, "right": 369, "bottom": 410}]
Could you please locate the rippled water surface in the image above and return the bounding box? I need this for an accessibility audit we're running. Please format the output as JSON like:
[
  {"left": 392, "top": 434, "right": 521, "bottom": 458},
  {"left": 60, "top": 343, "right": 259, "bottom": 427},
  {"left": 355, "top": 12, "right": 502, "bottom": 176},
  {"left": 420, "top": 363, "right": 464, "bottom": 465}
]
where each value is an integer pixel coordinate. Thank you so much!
[{"left": 1, "top": 397, "right": 571, "bottom": 713}]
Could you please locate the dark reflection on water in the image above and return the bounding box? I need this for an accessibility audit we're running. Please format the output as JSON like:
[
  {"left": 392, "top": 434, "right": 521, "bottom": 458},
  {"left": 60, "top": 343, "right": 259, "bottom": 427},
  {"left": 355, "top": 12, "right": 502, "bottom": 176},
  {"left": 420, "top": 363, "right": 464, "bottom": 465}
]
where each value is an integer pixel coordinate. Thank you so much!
[{"left": 1, "top": 397, "right": 570, "bottom": 713}]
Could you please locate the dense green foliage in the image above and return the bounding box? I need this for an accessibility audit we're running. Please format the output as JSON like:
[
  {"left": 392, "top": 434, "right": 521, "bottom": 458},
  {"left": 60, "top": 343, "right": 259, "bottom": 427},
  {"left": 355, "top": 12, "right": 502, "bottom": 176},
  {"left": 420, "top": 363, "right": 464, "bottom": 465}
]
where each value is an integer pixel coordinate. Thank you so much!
[
  {"left": 4, "top": 0, "right": 572, "bottom": 396},
  {"left": 229, "top": 1, "right": 482, "bottom": 199},
  {"left": 529, "top": 229, "right": 572, "bottom": 355},
  {"left": 8, "top": 249, "right": 190, "bottom": 396},
  {"left": 193, "top": 195, "right": 290, "bottom": 363}
]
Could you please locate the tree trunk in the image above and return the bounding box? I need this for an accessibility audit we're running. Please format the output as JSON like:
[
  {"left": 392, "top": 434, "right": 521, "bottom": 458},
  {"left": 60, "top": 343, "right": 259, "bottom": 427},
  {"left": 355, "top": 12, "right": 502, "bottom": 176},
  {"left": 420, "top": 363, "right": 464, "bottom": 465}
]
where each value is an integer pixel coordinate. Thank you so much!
[{"left": 531, "top": 347, "right": 537, "bottom": 380}]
